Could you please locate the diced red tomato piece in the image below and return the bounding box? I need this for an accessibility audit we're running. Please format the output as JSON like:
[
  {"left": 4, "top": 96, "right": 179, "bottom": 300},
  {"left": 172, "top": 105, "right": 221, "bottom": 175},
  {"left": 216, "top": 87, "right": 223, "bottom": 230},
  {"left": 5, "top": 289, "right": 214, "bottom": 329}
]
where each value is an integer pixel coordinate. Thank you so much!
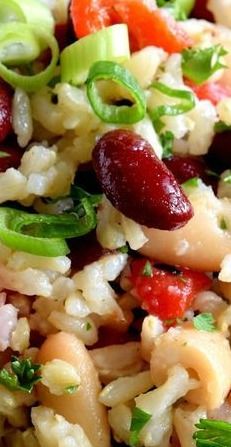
[
  {"left": 187, "top": 80, "right": 231, "bottom": 105},
  {"left": 129, "top": 259, "right": 212, "bottom": 320},
  {"left": 114, "top": 2, "right": 193, "bottom": 53},
  {"left": 70, "top": 0, "right": 192, "bottom": 53},
  {"left": 70, "top": 0, "right": 112, "bottom": 38}
]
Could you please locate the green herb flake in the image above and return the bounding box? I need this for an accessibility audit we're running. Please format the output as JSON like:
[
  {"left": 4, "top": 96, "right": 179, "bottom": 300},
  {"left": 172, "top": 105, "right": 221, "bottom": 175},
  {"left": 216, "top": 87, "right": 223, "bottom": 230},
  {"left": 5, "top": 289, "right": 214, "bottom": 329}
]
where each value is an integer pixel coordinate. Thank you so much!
[
  {"left": 223, "top": 171, "right": 231, "bottom": 184},
  {"left": 160, "top": 131, "right": 174, "bottom": 159},
  {"left": 220, "top": 217, "right": 228, "bottom": 230},
  {"left": 129, "top": 407, "right": 152, "bottom": 447},
  {"left": 118, "top": 245, "right": 129, "bottom": 254},
  {"left": 86, "top": 322, "right": 92, "bottom": 331},
  {"left": 215, "top": 120, "right": 231, "bottom": 134},
  {"left": 182, "top": 45, "right": 228, "bottom": 85},
  {"left": 193, "top": 313, "right": 216, "bottom": 332},
  {"left": 0, "top": 151, "right": 9, "bottom": 158},
  {"left": 193, "top": 418, "right": 231, "bottom": 446},
  {"left": 65, "top": 385, "right": 78, "bottom": 394},
  {"left": 0, "top": 356, "right": 41, "bottom": 393},
  {"left": 156, "top": 0, "right": 187, "bottom": 20},
  {"left": 142, "top": 261, "right": 153, "bottom": 277},
  {"left": 182, "top": 177, "right": 200, "bottom": 189}
]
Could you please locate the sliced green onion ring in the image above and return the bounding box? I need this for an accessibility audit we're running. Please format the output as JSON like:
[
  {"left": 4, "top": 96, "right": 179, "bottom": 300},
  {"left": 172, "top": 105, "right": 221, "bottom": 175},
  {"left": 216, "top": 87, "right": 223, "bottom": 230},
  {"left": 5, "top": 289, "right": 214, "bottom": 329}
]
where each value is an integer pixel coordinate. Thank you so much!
[
  {"left": 0, "top": 0, "right": 54, "bottom": 34},
  {"left": 0, "top": 0, "right": 26, "bottom": 23},
  {"left": 149, "top": 81, "right": 196, "bottom": 131},
  {"left": 0, "top": 23, "right": 40, "bottom": 65},
  {"left": 86, "top": 61, "right": 146, "bottom": 124},
  {"left": 0, "top": 28, "right": 59, "bottom": 92},
  {"left": 13, "top": 199, "right": 97, "bottom": 239},
  {"left": 0, "top": 199, "right": 97, "bottom": 257},
  {"left": 0, "top": 208, "right": 68, "bottom": 257},
  {"left": 61, "top": 24, "right": 130, "bottom": 85}
]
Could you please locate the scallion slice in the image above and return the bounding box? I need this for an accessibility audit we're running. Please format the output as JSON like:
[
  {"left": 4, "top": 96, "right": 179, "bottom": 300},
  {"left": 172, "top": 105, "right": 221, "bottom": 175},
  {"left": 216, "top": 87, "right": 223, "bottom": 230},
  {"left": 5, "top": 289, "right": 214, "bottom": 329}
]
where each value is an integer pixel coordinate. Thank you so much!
[
  {"left": 0, "top": 28, "right": 59, "bottom": 92},
  {"left": 0, "top": 0, "right": 54, "bottom": 35},
  {"left": 0, "top": 208, "right": 68, "bottom": 257},
  {"left": 86, "top": 60, "right": 146, "bottom": 124},
  {"left": 149, "top": 81, "right": 195, "bottom": 131},
  {"left": 61, "top": 24, "right": 130, "bottom": 85},
  {"left": 0, "top": 23, "right": 40, "bottom": 65},
  {"left": 0, "top": 0, "right": 25, "bottom": 23},
  {"left": 0, "top": 199, "right": 97, "bottom": 257}
]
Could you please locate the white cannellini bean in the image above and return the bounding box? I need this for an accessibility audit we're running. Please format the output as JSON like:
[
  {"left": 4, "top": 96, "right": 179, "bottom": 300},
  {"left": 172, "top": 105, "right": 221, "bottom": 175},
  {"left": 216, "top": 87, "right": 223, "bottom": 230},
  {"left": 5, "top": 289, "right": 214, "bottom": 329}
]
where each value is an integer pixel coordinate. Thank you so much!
[
  {"left": 36, "top": 332, "right": 110, "bottom": 447},
  {"left": 140, "top": 184, "right": 231, "bottom": 271}
]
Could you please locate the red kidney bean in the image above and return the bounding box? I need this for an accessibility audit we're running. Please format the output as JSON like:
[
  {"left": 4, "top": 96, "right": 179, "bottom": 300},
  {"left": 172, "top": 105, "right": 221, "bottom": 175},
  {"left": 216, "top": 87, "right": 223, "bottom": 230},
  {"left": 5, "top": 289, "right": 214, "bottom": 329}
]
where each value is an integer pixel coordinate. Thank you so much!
[
  {"left": 165, "top": 154, "right": 219, "bottom": 193},
  {"left": 0, "top": 81, "right": 12, "bottom": 143},
  {"left": 164, "top": 155, "right": 206, "bottom": 183},
  {"left": 92, "top": 129, "right": 193, "bottom": 230}
]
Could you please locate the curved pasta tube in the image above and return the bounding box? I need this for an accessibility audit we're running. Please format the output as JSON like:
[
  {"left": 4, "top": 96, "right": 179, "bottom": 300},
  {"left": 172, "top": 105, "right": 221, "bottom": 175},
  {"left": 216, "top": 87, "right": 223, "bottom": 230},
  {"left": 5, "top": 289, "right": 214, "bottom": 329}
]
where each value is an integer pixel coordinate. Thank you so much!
[
  {"left": 108, "top": 403, "right": 132, "bottom": 445},
  {"left": 173, "top": 405, "right": 207, "bottom": 447},
  {"left": 135, "top": 365, "right": 198, "bottom": 447},
  {"left": 150, "top": 328, "right": 231, "bottom": 409},
  {"left": 99, "top": 371, "right": 153, "bottom": 407},
  {"left": 141, "top": 316, "right": 164, "bottom": 362},
  {"left": 90, "top": 342, "right": 144, "bottom": 382},
  {"left": 36, "top": 332, "right": 110, "bottom": 447},
  {"left": 140, "top": 185, "right": 231, "bottom": 271}
]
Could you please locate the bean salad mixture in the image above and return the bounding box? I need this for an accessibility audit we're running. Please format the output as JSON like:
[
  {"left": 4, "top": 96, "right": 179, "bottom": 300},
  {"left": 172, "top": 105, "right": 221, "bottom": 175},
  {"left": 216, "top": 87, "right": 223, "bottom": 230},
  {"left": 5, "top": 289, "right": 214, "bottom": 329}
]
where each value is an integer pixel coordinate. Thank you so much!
[{"left": 0, "top": 0, "right": 230, "bottom": 446}]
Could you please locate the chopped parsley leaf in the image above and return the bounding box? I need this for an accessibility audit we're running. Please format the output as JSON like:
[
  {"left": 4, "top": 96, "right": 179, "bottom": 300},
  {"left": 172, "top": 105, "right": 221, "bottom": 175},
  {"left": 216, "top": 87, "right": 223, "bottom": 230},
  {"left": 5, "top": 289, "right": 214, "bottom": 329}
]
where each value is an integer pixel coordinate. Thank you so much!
[
  {"left": 86, "top": 322, "right": 92, "bottom": 331},
  {"left": 193, "top": 313, "right": 216, "bottom": 332},
  {"left": 215, "top": 121, "right": 231, "bottom": 134},
  {"left": 118, "top": 245, "right": 129, "bottom": 254},
  {"left": 160, "top": 131, "right": 174, "bottom": 159},
  {"left": 182, "top": 45, "right": 227, "bottom": 85},
  {"left": 223, "top": 171, "right": 231, "bottom": 184},
  {"left": 182, "top": 177, "right": 200, "bottom": 188},
  {"left": 129, "top": 407, "right": 152, "bottom": 447},
  {"left": 0, "top": 356, "right": 41, "bottom": 393},
  {"left": 220, "top": 218, "right": 228, "bottom": 230},
  {"left": 65, "top": 385, "right": 78, "bottom": 394},
  {"left": 193, "top": 418, "right": 231, "bottom": 446},
  {"left": 142, "top": 261, "right": 153, "bottom": 277}
]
